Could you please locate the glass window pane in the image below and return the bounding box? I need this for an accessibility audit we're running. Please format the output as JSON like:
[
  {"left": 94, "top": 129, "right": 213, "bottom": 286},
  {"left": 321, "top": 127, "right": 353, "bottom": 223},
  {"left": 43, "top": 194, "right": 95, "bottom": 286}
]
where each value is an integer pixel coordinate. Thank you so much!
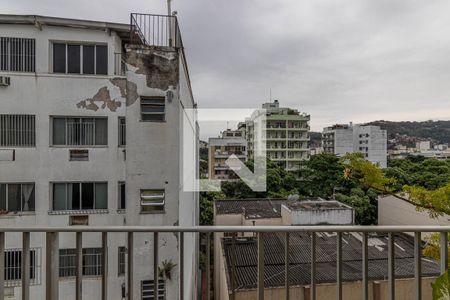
[
  {"left": 52, "top": 118, "right": 66, "bottom": 145},
  {"left": 0, "top": 184, "right": 6, "bottom": 211},
  {"left": 95, "top": 118, "right": 108, "bottom": 145},
  {"left": 68, "top": 183, "right": 80, "bottom": 210},
  {"left": 53, "top": 183, "right": 66, "bottom": 211},
  {"left": 67, "top": 45, "right": 81, "bottom": 74},
  {"left": 82, "top": 45, "right": 95, "bottom": 74},
  {"left": 119, "top": 183, "right": 125, "bottom": 209},
  {"left": 53, "top": 43, "right": 66, "bottom": 73},
  {"left": 95, "top": 183, "right": 107, "bottom": 209},
  {"left": 21, "top": 184, "right": 35, "bottom": 211},
  {"left": 7, "top": 184, "right": 21, "bottom": 212},
  {"left": 96, "top": 45, "right": 107, "bottom": 75},
  {"left": 81, "top": 183, "right": 94, "bottom": 209}
]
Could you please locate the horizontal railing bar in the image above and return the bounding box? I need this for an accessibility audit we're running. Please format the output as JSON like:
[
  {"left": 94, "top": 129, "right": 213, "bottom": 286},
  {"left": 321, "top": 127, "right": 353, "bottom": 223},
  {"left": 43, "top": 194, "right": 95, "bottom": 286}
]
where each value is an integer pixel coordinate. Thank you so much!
[{"left": 0, "top": 225, "right": 449, "bottom": 233}]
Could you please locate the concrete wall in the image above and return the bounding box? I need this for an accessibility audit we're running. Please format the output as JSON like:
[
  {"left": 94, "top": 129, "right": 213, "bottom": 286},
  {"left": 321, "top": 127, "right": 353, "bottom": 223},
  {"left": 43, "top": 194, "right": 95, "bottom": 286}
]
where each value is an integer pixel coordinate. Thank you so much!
[
  {"left": 0, "top": 21, "right": 198, "bottom": 300},
  {"left": 229, "top": 278, "right": 436, "bottom": 300},
  {"left": 378, "top": 194, "right": 450, "bottom": 235},
  {"left": 281, "top": 205, "right": 354, "bottom": 225}
]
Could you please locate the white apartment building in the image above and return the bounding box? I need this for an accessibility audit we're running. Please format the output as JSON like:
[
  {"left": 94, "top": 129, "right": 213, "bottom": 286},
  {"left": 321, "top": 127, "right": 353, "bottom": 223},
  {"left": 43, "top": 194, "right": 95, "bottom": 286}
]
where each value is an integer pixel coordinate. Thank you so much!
[
  {"left": 0, "top": 14, "right": 198, "bottom": 300},
  {"left": 245, "top": 100, "right": 310, "bottom": 171},
  {"left": 322, "top": 123, "right": 387, "bottom": 168},
  {"left": 208, "top": 130, "right": 247, "bottom": 180}
]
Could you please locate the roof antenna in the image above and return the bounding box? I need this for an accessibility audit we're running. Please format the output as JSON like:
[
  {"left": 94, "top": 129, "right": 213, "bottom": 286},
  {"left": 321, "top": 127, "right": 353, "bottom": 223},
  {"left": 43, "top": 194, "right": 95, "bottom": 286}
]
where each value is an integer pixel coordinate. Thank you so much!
[
  {"left": 167, "top": 0, "right": 172, "bottom": 15},
  {"left": 270, "top": 88, "right": 272, "bottom": 102}
]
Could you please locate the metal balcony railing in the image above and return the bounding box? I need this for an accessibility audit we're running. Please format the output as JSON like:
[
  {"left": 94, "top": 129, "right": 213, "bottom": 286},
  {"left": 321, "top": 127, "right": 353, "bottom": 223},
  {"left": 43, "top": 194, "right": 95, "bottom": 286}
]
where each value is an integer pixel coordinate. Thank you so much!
[
  {"left": 130, "top": 13, "right": 183, "bottom": 48},
  {"left": 0, "top": 226, "right": 448, "bottom": 300}
]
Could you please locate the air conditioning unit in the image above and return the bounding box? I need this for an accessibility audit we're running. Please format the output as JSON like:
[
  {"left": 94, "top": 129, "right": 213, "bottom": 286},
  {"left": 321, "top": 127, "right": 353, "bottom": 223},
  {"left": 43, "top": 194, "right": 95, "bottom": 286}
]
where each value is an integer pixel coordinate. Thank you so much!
[{"left": 0, "top": 76, "right": 11, "bottom": 87}]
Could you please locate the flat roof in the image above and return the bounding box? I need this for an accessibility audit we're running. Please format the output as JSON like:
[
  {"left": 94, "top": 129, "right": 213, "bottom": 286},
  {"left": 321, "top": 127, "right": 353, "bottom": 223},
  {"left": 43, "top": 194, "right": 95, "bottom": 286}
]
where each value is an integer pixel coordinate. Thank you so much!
[
  {"left": 0, "top": 14, "right": 129, "bottom": 36},
  {"left": 284, "top": 200, "right": 352, "bottom": 211},
  {"left": 215, "top": 199, "right": 287, "bottom": 219},
  {"left": 222, "top": 232, "right": 439, "bottom": 290}
]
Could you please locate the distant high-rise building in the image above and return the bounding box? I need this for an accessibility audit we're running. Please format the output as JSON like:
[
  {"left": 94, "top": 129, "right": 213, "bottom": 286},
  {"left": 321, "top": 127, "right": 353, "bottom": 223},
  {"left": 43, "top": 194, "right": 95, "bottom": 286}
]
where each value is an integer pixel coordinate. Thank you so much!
[
  {"left": 322, "top": 124, "right": 387, "bottom": 168},
  {"left": 244, "top": 100, "right": 310, "bottom": 171}
]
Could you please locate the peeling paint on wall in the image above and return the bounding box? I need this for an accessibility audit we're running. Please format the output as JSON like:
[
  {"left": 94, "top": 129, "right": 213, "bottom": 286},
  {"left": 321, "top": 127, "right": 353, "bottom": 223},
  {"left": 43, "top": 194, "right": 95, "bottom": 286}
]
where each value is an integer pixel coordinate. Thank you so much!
[
  {"left": 126, "top": 48, "right": 179, "bottom": 91},
  {"left": 76, "top": 86, "right": 122, "bottom": 112},
  {"left": 110, "top": 77, "right": 138, "bottom": 106}
]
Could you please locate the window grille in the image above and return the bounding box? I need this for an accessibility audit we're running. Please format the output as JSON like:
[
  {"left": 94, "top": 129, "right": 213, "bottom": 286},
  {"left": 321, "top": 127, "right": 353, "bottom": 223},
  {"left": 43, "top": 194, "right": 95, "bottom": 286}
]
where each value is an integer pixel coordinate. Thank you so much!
[
  {"left": 52, "top": 117, "right": 107, "bottom": 146},
  {"left": 0, "top": 115, "right": 36, "bottom": 147},
  {"left": 0, "top": 37, "right": 36, "bottom": 72},
  {"left": 59, "top": 248, "right": 102, "bottom": 277},
  {"left": 4, "top": 248, "right": 41, "bottom": 287},
  {"left": 140, "top": 97, "right": 165, "bottom": 121},
  {"left": 141, "top": 279, "right": 165, "bottom": 300},
  {"left": 119, "top": 117, "right": 126, "bottom": 146},
  {"left": 118, "top": 246, "right": 126, "bottom": 276}
]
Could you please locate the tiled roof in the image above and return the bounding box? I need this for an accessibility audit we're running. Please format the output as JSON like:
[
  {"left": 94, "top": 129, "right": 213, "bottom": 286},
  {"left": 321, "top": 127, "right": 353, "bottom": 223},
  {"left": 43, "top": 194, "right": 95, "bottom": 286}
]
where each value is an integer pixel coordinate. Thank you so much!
[{"left": 222, "top": 232, "right": 440, "bottom": 290}]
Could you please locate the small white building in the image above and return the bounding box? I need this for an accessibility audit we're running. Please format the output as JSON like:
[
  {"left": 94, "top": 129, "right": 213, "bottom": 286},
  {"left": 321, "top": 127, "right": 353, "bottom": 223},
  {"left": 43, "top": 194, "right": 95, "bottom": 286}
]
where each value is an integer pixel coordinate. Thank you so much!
[{"left": 322, "top": 123, "right": 387, "bottom": 168}]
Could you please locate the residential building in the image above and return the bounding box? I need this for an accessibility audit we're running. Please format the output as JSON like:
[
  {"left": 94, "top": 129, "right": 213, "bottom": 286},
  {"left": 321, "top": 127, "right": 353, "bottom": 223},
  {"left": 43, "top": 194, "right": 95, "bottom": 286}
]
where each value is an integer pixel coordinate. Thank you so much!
[
  {"left": 214, "top": 198, "right": 439, "bottom": 300},
  {"left": 322, "top": 123, "right": 387, "bottom": 168},
  {"left": 0, "top": 13, "right": 198, "bottom": 300},
  {"left": 208, "top": 130, "right": 247, "bottom": 180},
  {"left": 246, "top": 100, "right": 310, "bottom": 171}
]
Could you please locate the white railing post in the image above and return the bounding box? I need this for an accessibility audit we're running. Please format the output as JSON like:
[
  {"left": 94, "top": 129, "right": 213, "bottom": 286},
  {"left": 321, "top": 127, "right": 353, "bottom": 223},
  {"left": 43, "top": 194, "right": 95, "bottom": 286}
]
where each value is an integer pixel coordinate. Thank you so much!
[
  {"left": 22, "top": 232, "right": 30, "bottom": 300},
  {"left": 46, "top": 232, "right": 59, "bottom": 300},
  {"left": 388, "top": 232, "right": 395, "bottom": 300},
  {"left": 440, "top": 232, "right": 448, "bottom": 274},
  {"left": 362, "top": 232, "right": 369, "bottom": 300},
  {"left": 414, "top": 232, "right": 421, "bottom": 300},
  {"left": 76, "top": 232, "right": 82, "bottom": 300},
  {"left": 127, "top": 232, "right": 133, "bottom": 300},
  {"left": 257, "top": 232, "right": 265, "bottom": 300},
  {"left": 101, "top": 232, "right": 108, "bottom": 300},
  {"left": 153, "top": 232, "right": 159, "bottom": 299},
  {"left": 0, "top": 232, "right": 5, "bottom": 300},
  {"left": 336, "top": 232, "right": 342, "bottom": 300}
]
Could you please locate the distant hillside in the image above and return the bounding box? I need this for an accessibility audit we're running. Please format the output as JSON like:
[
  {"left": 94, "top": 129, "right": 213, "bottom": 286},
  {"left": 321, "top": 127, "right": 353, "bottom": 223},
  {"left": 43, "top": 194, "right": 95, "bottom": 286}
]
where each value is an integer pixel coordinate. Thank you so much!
[
  {"left": 367, "top": 120, "right": 450, "bottom": 144},
  {"left": 309, "top": 132, "right": 322, "bottom": 148}
]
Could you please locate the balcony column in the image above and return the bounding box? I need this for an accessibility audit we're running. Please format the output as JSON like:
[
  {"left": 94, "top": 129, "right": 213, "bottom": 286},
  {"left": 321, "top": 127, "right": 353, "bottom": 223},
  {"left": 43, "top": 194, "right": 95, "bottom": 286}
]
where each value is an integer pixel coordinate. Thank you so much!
[{"left": 46, "top": 232, "right": 59, "bottom": 300}]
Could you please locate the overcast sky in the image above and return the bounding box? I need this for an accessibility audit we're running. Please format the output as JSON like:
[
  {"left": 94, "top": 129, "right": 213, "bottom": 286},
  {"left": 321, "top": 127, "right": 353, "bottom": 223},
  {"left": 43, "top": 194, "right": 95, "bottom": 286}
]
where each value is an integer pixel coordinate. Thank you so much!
[{"left": 3, "top": 0, "right": 450, "bottom": 136}]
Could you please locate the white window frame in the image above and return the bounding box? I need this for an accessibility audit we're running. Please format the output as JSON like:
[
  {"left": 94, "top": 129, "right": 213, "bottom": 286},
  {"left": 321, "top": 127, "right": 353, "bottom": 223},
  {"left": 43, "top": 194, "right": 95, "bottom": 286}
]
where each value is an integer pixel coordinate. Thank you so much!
[
  {"left": 51, "top": 182, "right": 108, "bottom": 211},
  {"left": 0, "top": 183, "right": 35, "bottom": 213}
]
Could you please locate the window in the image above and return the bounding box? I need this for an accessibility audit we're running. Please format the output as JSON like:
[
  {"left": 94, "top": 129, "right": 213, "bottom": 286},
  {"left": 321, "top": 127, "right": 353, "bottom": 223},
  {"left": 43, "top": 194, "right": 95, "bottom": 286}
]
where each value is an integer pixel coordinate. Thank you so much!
[
  {"left": 118, "top": 182, "right": 126, "bottom": 210},
  {"left": 52, "top": 182, "right": 107, "bottom": 211},
  {"left": 141, "top": 279, "right": 165, "bottom": 300},
  {"left": 0, "top": 115, "right": 36, "bottom": 147},
  {"left": 52, "top": 117, "right": 107, "bottom": 146},
  {"left": 0, "top": 183, "right": 35, "bottom": 212},
  {"left": 118, "top": 247, "right": 126, "bottom": 276},
  {"left": 140, "top": 189, "right": 164, "bottom": 213},
  {"left": 52, "top": 43, "right": 107, "bottom": 75},
  {"left": 59, "top": 248, "right": 102, "bottom": 277},
  {"left": 118, "top": 117, "right": 126, "bottom": 146},
  {"left": 0, "top": 37, "right": 35, "bottom": 72},
  {"left": 140, "top": 97, "right": 165, "bottom": 121},
  {"left": 5, "top": 249, "right": 38, "bottom": 281},
  {"left": 69, "top": 149, "right": 89, "bottom": 161}
]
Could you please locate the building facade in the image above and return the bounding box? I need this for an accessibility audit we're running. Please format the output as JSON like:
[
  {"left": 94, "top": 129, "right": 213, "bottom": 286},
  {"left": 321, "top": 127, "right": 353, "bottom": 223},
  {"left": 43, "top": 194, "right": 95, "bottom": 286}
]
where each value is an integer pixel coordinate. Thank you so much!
[
  {"left": 0, "top": 14, "right": 198, "bottom": 300},
  {"left": 322, "top": 123, "right": 387, "bottom": 168},
  {"left": 246, "top": 100, "right": 310, "bottom": 171},
  {"left": 208, "top": 130, "right": 247, "bottom": 180}
]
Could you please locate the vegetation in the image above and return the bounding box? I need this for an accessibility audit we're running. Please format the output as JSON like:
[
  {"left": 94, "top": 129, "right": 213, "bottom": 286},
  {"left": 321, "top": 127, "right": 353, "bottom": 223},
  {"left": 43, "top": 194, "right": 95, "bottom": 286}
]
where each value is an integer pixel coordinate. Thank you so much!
[
  {"left": 367, "top": 120, "right": 450, "bottom": 144},
  {"left": 199, "top": 153, "right": 450, "bottom": 226}
]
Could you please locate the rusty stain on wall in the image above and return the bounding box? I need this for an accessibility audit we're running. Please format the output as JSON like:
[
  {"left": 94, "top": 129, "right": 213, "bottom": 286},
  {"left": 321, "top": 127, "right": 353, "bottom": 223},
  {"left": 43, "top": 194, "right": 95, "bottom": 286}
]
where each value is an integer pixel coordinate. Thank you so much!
[{"left": 76, "top": 86, "right": 122, "bottom": 112}]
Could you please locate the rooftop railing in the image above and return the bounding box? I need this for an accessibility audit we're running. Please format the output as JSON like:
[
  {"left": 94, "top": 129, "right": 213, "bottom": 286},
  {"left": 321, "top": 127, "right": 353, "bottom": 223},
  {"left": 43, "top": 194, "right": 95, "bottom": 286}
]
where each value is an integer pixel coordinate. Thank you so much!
[
  {"left": 0, "top": 225, "right": 448, "bottom": 300},
  {"left": 130, "top": 13, "right": 183, "bottom": 48}
]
